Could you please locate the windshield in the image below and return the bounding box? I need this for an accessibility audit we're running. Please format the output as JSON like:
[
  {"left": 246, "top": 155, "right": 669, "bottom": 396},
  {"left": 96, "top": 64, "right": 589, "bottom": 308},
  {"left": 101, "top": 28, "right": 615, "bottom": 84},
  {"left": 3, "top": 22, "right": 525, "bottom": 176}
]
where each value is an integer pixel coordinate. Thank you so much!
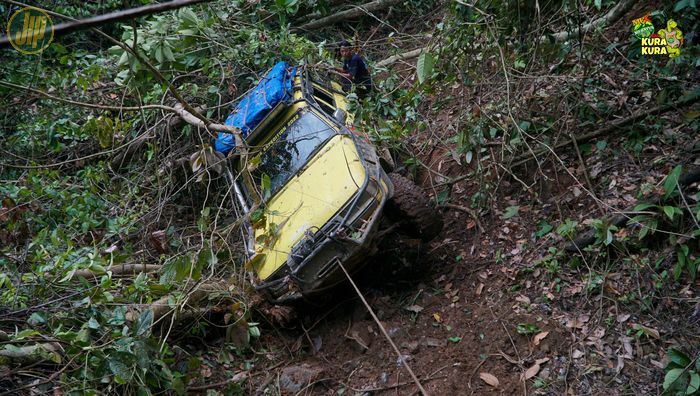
[{"left": 251, "top": 109, "right": 335, "bottom": 199}]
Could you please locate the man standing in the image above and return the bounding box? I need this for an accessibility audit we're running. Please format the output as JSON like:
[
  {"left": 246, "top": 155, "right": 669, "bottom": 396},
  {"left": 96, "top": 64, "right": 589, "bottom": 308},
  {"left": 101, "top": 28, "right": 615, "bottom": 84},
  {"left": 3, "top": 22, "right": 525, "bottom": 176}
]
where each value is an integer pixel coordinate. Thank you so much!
[{"left": 337, "top": 40, "right": 372, "bottom": 97}]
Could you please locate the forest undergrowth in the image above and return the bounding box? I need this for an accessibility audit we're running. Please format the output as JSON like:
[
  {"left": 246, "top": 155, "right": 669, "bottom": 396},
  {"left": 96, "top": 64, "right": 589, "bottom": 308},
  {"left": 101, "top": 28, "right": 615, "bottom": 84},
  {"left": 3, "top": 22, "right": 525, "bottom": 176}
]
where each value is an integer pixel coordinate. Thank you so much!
[{"left": 1, "top": 0, "right": 699, "bottom": 394}]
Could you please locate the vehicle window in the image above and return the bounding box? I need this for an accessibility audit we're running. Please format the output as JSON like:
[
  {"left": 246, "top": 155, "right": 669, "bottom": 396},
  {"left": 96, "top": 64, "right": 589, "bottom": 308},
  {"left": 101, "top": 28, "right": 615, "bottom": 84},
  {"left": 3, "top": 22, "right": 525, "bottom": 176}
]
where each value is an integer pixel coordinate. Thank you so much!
[
  {"left": 313, "top": 86, "right": 335, "bottom": 115},
  {"left": 252, "top": 110, "right": 335, "bottom": 198}
]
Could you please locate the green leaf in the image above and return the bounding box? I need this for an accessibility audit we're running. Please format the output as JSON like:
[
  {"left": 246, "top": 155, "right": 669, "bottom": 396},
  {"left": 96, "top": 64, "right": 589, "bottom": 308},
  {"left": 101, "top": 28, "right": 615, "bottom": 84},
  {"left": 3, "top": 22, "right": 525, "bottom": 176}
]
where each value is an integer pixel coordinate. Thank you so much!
[
  {"left": 664, "top": 165, "right": 683, "bottom": 200},
  {"left": 448, "top": 336, "right": 462, "bottom": 343},
  {"left": 605, "top": 228, "right": 614, "bottom": 245},
  {"left": 665, "top": 368, "right": 687, "bottom": 391},
  {"left": 667, "top": 348, "right": 691, "bottom": 368},
  {"left": 687, "top": 372, "right": 700, "bottom": 394},
  {"left": 416, "top": 51, "right": 434, "bottom": 84},
  {"left": 502, "top": 205, "right": 520, "bottom": 219},
  {"left": 261, "top": 173, "right": 271, "bottom": 200},
  {"left": 27, "top": 312, "right": 47, "bottom": 326},
  {"left": 179, "top": 8, "right": 199, "bottom": 26},
  {"left": 87, "top": 317, "right": 100, "bottom": 330},
  {"left": 663, "top": 206, "right": 677, "bottom": 221},
  {"left": 596, "top": 140, "right": 607, "bottom": 151},
  {"left": 109, "top": 352, "right": 134, "bottom": 384},
  {"left": 135, "top": 309, "right": 153, "bottom": 337},
  {"left": 162, "top": 44, "right": 175, "bottom": 62},
  {"left": 675, "top": 0, "right": 689, "bottom": 11},
  {"left": 594, "top": 0, "right": 602, "bottom": 9},
  {"left": 15, "top": 329, "right": 39, "bottom": 340},
  {"left": 536, "top": 221, "right": 553, "bottom": 238},
  {"left": 633, "top": 203, "right": 656, "bottom": 212}
]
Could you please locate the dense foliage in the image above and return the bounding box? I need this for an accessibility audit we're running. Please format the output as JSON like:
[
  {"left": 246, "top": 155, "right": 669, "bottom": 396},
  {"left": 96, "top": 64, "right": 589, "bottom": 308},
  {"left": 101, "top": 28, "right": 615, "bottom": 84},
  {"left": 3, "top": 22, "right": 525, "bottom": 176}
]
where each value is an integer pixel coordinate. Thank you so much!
[{"left": 1, "top": 0, "right": 699, "bottom": 393}]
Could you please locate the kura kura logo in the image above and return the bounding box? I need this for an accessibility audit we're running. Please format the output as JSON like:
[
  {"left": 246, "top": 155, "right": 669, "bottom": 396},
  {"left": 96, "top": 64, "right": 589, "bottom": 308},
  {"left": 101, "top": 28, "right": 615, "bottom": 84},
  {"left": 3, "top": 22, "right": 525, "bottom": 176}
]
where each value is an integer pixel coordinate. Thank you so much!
[{"left": 632, "top": 13, "right": 683, "bottom": 58}]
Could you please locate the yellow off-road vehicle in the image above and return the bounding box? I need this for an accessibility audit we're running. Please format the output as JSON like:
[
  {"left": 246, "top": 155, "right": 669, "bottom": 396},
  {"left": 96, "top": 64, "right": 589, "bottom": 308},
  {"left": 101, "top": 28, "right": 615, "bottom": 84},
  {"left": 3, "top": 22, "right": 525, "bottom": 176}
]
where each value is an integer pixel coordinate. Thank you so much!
[{"left": 216, "top": 62, "right": 442, "bottom": 303}]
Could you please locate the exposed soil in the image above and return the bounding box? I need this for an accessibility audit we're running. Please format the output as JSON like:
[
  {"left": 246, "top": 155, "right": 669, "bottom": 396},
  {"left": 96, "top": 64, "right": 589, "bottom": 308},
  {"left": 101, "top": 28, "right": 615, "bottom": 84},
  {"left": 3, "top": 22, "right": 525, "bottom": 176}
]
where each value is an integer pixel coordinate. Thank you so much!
[{"left": 185, "top": 6, "right": 700, "bottom": 396}]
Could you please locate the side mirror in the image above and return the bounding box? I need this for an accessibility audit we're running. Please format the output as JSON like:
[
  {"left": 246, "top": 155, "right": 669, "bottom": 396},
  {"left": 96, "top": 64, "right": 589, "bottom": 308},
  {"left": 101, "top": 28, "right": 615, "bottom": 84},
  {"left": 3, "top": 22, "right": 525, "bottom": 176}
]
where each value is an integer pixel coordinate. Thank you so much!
[{"left": 333, "top": 108, "right": 347, "bottom": 125}]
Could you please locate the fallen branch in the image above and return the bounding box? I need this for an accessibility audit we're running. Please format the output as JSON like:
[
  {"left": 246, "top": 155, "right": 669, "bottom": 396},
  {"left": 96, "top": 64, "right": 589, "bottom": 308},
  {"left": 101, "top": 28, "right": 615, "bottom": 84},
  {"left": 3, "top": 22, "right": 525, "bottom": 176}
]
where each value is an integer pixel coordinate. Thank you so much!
[
  {"left": 0, "top": 343, "right": 61, "bottom": 365},
  {"left": 565, "top": 166, "right": 700, "bottom": 252},
  {"left": 294, "top": 0, "right": 403, "bottom": 31},
  {"left": 187, "top": 371, "right": 248, "bottom": 391},
  {"left": 4, "top": 1, "right": 243, "bottom": 152},
  {"left": 338, "top": 262, "right": 428, "bottom": 396},
  {"left": 127, "top": 279, "right": 232, "bottom": 323},
  {"left": 376, "top": 48, "right": 423, "bottom": 67},
  {"left": 69, "top": 264, "right": 162, "bottom": 280},
  {"left": 0, "top": 0, "right": 211, "bottom": 48},
  {"left": 0, "top": 81, "right": 243, "bottom": 151},
  {"left": 438, "top": 203, "right": 484, "bottom": 233},
  {"left": 539, "top": 0, "right": 637, "bottom": 43},
  {"left": 512, "top": 93, "right": 700, "bottom": 167}
]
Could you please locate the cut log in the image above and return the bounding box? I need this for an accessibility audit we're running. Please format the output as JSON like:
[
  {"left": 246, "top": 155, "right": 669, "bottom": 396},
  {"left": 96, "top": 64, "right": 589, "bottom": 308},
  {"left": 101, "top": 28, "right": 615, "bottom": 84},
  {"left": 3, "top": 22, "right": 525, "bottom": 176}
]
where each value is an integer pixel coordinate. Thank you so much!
[{"left": 294, "top": 0, "right": 403, "bottom": 31}]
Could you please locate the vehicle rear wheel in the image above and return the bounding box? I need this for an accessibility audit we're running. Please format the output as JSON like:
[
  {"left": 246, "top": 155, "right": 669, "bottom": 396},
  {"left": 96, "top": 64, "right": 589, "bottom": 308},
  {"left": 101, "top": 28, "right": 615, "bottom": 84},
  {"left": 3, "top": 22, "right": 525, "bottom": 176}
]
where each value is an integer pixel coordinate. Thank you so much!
[{"left": 387, "top": 173, "right": 443, "bottom": 241}]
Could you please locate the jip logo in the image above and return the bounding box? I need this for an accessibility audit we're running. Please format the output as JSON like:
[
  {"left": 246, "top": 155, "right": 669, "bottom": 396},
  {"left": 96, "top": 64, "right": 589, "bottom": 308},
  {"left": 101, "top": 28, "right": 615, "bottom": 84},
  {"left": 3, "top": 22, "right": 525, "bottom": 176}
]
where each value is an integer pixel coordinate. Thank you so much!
[{"left": 7, "top": 7, "right": 54, "bottom": 55}]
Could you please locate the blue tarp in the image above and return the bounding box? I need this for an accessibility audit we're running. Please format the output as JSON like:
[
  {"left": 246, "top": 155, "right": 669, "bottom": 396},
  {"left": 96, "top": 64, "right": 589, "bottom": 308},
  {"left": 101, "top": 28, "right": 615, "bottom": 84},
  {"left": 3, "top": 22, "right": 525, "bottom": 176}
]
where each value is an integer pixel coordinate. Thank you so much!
[{"left": 214, "top": 61, "right": 297, "bottom": 155}]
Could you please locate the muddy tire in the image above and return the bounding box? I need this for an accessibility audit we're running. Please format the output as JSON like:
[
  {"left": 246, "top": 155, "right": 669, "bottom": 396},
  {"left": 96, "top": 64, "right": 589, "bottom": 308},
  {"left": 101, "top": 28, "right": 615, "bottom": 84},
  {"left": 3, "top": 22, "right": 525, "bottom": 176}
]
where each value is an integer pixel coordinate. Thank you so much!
[{"left": 387, "top": 173, "right": 443, "bottom": 241}]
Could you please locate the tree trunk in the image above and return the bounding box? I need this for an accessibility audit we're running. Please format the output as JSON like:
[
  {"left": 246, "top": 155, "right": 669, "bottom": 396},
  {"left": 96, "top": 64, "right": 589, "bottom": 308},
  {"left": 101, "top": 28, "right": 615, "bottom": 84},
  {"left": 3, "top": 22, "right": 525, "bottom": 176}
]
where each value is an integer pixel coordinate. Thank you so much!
[{"left": 294, "top": 0, "right": 404, "bottom": 31}]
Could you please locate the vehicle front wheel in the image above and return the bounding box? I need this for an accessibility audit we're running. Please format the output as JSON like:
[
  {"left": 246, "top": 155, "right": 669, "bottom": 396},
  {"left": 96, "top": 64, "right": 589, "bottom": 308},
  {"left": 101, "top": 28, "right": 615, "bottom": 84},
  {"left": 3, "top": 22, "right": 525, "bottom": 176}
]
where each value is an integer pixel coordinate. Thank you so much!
[{"left": 386, "top": 173, "right": 443, "bottom": 241}]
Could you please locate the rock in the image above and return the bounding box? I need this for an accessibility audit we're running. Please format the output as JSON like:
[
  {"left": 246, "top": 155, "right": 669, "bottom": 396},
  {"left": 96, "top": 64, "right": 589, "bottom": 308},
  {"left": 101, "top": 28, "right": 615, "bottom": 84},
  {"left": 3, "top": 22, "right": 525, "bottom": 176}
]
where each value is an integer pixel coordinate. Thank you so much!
[
  {"left": 379, "top": 372, "right": 389, "bottom": 385},
  {"left": 387, "top": 327, "right": 407, "bottom": 338},
  {"left": 401, "top": 340, "right": 420, "bottom": 354},
  {"left": 349, "top": 323, "right": 373, "bottom": 351},
  {"left": 279, "top": 364, "right": 323, "bottom": 394},
  {"left": 422, "top": 337, "right": 446, "bottom": 348}
]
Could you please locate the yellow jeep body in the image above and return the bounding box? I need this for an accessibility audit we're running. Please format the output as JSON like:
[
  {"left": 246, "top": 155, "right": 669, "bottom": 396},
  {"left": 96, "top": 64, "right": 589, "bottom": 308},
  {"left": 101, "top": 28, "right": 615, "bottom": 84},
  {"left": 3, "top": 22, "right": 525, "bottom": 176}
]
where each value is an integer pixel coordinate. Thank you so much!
[{"left": 232, "top": 67, "right": 393, "bottom": 300}]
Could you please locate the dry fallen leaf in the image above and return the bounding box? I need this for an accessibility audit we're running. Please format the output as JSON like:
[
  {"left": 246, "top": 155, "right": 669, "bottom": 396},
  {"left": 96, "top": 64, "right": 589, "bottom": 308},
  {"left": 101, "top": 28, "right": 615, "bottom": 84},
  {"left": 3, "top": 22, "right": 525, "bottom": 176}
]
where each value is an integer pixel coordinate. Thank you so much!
[
  {"left": 617, "top": 314, "right": 631, "bottom": 323},
  {"left": 405, "top": 305, "right": 424, "bottom": 314},
  {"left": 476, "top": 283, "right": 484, "bottom": 296},
  {"left": 522, "top": 363, "right": 541, "bottom": 380},
  {"left": 533, "top": 331, "right": 549, "bottom": 346},
  {"left": 479, "top": 372, "right": 499, "bottom": 387},
  {"left": 572, "top": 349, "right": 584, "bottom": 359}
]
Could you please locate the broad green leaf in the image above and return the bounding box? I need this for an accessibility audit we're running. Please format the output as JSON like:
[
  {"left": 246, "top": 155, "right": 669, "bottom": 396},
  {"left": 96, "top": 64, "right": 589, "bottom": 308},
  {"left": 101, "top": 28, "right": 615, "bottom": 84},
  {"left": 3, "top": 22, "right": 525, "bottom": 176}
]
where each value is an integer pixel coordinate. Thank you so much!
[
  {"left": 605, "top": 229, "right": 614, "bottom": 245},
  {"left": 27, "top": 312, "right": 47, "bottom": 326},
  {"left": 668, "top": 348, "right": 691, "bottom": 369},
  {"left": 135, "top": 309, "right": 153, "bottom": 337},
  {"left": 502, "top": 205, "right": 520, "bottom": 219},
  {"left": 179, "top": 8, "right": 199, "bottom": 26},
  {"left": 664, "top": 165, "right": 683, "bottom": 200},
  {"left": 108, "top": 351, "right": 134, "bottom": 384},
  {"left": 416, "top": 51, "right": 434, "bottom": 84},
  {"left": 665, "top": 368, "right": 687, "bottom": 391},
  {"left": 663, "top": 206, "right": 677, "bottom": 221},
  {"left": 87, "top": 317, "right": 100, "bottom": 330},
  {"left": 687, "top": 372, "right": 699, "bottom": 394},
  {"left": 675, "top": 0, "right": 689, "bottom": 11},
  {"left": 162, "top": 44, "right": 175, "bottom": 62},
  {"left": 15, "top": 329, "right": 39, "bottom": 340}
]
